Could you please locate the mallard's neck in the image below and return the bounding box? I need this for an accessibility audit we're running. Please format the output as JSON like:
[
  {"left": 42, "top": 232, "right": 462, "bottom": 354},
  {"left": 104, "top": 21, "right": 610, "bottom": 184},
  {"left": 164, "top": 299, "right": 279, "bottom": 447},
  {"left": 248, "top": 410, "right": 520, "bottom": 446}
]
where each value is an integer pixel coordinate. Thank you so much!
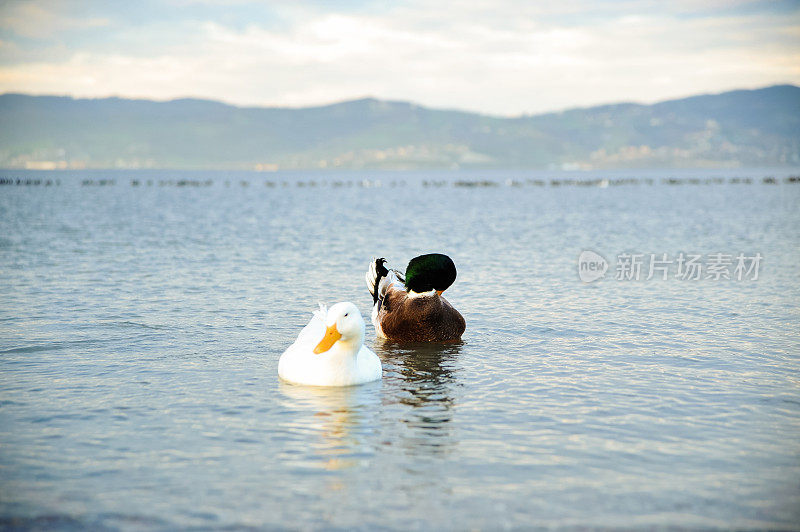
[{"left": 408, "top": 289, "right": 437, "bottom": 298}]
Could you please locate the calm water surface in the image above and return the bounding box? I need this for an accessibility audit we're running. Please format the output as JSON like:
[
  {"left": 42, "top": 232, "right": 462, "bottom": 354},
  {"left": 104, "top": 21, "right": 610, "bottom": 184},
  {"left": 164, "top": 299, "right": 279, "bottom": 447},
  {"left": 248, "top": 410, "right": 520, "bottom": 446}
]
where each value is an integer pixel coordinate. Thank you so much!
[{"left": 1, "top": 169, "right": 799, "bottom": 530}]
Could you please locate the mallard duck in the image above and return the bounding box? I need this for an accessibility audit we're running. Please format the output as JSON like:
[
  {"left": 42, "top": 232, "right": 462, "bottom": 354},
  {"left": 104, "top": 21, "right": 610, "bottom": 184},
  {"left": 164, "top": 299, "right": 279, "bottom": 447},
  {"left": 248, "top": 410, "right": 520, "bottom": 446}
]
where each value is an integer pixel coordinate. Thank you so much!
[
  {"left": 278, "top": 302, "right": 382, "bottom": 386},
  {"left": 365, "top": 253, "right": 465, "bottom": 342}
]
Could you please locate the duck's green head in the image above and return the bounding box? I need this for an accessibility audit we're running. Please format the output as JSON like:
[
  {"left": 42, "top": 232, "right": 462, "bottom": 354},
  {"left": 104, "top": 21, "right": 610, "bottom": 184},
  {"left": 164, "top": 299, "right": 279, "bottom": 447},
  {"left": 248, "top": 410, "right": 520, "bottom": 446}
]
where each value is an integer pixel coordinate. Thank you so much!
[{"left": 405, "top": 253, "right": 457, "bottom": 294}]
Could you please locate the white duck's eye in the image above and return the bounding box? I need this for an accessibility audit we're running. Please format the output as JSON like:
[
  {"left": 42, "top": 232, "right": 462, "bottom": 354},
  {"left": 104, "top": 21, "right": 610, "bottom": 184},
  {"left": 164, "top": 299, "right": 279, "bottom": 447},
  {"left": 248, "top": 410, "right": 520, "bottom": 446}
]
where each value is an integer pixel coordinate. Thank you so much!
[{"left": 344, "top": 313, "right": 349, "bottom": 317}]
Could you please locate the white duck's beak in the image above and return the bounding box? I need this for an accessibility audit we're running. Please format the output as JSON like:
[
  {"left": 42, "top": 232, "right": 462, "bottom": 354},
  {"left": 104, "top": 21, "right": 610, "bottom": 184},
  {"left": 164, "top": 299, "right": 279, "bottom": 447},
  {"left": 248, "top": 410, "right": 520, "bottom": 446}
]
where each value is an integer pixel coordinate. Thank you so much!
[{"left": 314, "top": 323, "right": 342, "bottom": 354}]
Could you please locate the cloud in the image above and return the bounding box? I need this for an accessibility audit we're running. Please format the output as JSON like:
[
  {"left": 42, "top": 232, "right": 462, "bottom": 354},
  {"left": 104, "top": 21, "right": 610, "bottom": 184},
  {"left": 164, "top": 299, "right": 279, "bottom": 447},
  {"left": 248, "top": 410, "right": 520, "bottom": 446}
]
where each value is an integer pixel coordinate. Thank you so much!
[
  {"left": 0, "top": 1, "right": 109, "bottom": 39},
  {"left": 0, "top": 0, "right": 797, "bottom": 115}
]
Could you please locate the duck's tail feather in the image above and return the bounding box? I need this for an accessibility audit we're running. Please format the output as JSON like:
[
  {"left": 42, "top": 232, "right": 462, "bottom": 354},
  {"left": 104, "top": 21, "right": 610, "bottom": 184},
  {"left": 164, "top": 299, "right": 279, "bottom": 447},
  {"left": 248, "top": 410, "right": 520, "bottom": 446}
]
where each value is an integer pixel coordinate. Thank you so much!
[
  {"left": 366, "top": 257, "right": 390, "bottom": 304},
  {"left": 312, "top": 302, "right": 328, "bottom": 322}
]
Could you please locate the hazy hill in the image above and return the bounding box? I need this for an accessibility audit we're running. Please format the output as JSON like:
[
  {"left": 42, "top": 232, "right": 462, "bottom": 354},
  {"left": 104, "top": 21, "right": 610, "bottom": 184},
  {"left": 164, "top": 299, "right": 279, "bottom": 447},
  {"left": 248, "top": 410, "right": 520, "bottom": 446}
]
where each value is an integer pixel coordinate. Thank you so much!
[{"left": 1, "top": 85, "right": 798, "bottom": 170}]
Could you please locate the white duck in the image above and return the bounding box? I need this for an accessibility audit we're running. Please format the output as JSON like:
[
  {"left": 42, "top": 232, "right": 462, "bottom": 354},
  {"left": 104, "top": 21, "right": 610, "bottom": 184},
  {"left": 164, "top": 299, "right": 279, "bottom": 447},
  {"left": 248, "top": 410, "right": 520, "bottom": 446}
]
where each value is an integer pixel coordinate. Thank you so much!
[{"left": 278, "top": 302, "right": 382, "bottom": 386}]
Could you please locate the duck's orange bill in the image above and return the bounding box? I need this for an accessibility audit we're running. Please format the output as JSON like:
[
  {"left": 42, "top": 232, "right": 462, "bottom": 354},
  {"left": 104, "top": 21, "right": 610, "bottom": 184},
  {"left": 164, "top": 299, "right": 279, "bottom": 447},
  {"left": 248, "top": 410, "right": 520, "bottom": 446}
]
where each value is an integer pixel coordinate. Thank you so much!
[
  {"left": 436, "top": 290, "right": 444, "bottom": 296},
  {"left": 314, "top": 324, "right": 341, "bottom": 354}
]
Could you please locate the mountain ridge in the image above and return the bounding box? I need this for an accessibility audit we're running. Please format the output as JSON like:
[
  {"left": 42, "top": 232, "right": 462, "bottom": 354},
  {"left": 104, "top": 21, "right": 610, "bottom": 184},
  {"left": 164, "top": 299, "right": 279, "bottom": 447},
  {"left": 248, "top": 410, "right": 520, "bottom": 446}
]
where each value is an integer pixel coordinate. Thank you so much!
[
  {"left": 1, "top": 85, "right": 798, "bottom": 170},
  {"left": 4, "top": 83, "right": 796, "bottom": 117}
]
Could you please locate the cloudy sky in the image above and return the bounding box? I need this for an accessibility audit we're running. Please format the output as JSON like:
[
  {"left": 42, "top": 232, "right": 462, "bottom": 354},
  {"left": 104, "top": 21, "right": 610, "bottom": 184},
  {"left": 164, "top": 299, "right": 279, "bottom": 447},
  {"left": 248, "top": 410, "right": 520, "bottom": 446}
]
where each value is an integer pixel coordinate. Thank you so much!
[{"left": 0, "top": 0, "right": 798, "bottom": 116}]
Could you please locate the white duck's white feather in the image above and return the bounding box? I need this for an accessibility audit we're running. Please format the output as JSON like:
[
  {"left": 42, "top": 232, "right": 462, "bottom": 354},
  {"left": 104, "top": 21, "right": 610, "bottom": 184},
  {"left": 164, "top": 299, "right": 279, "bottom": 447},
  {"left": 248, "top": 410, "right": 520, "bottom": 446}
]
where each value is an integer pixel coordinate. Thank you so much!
[{"left": 278, "top": 302, "right": 382, "bottom": 387}]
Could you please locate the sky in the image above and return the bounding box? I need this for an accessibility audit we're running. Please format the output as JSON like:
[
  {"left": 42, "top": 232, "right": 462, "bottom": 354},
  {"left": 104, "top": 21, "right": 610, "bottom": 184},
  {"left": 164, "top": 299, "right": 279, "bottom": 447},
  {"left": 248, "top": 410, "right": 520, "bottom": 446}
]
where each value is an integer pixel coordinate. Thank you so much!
[{"left": 0, "top": 0, "right": 798, "bottom": 116}]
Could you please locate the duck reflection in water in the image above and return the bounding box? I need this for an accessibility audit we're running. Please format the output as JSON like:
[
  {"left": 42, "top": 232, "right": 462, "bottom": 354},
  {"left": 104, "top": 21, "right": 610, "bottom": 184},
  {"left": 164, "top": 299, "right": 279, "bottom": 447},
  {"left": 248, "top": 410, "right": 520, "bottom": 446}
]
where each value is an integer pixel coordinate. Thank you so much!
[
  {"left": 276, "top": 340, "right": 463, "bottom": 474},
  {"left": 377, "top": 340, "right": 463, "bottom": 458},
  {"left": 278, "top": 381, "right": 381, "bottom": 472}
]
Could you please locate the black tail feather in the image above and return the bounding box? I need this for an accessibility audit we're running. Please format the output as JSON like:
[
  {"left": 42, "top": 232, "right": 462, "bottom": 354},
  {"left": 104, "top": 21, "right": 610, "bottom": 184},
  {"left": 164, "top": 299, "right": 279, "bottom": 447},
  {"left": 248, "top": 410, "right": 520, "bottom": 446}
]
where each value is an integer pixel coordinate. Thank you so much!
[{"left": 367, "top": 257, "right": 390, "bottom": 304}]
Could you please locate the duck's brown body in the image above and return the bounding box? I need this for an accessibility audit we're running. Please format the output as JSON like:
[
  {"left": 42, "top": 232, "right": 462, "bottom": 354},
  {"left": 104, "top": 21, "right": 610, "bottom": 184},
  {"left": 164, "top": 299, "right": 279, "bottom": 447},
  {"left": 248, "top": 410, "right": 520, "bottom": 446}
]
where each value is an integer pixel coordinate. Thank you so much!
[{"left": 375, "top": 286, "right": 465, "bottom": 342}]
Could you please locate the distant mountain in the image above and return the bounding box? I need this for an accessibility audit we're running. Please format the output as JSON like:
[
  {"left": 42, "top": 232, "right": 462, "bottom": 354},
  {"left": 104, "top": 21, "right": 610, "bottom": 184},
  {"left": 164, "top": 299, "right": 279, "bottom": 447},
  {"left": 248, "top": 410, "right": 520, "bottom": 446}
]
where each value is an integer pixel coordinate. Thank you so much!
[{"left": 1, "top": 85, "right": 798, "bottom": 170}]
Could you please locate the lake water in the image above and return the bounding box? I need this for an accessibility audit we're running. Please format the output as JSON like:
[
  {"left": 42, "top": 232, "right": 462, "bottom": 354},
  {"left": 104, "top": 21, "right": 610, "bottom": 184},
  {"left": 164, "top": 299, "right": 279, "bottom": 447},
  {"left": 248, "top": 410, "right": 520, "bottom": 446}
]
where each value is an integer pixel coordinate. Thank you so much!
[{"left": 1, "top": 168, "right": 799, "bottom": 530}]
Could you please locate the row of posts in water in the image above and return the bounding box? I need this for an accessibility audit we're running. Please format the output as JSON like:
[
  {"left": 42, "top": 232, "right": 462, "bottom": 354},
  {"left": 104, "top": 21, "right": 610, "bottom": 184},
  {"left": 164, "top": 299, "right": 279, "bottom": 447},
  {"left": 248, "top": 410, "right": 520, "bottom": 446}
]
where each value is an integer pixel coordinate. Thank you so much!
[{"left": 1, "top": 175, "right": 799, "bottom": 188}]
